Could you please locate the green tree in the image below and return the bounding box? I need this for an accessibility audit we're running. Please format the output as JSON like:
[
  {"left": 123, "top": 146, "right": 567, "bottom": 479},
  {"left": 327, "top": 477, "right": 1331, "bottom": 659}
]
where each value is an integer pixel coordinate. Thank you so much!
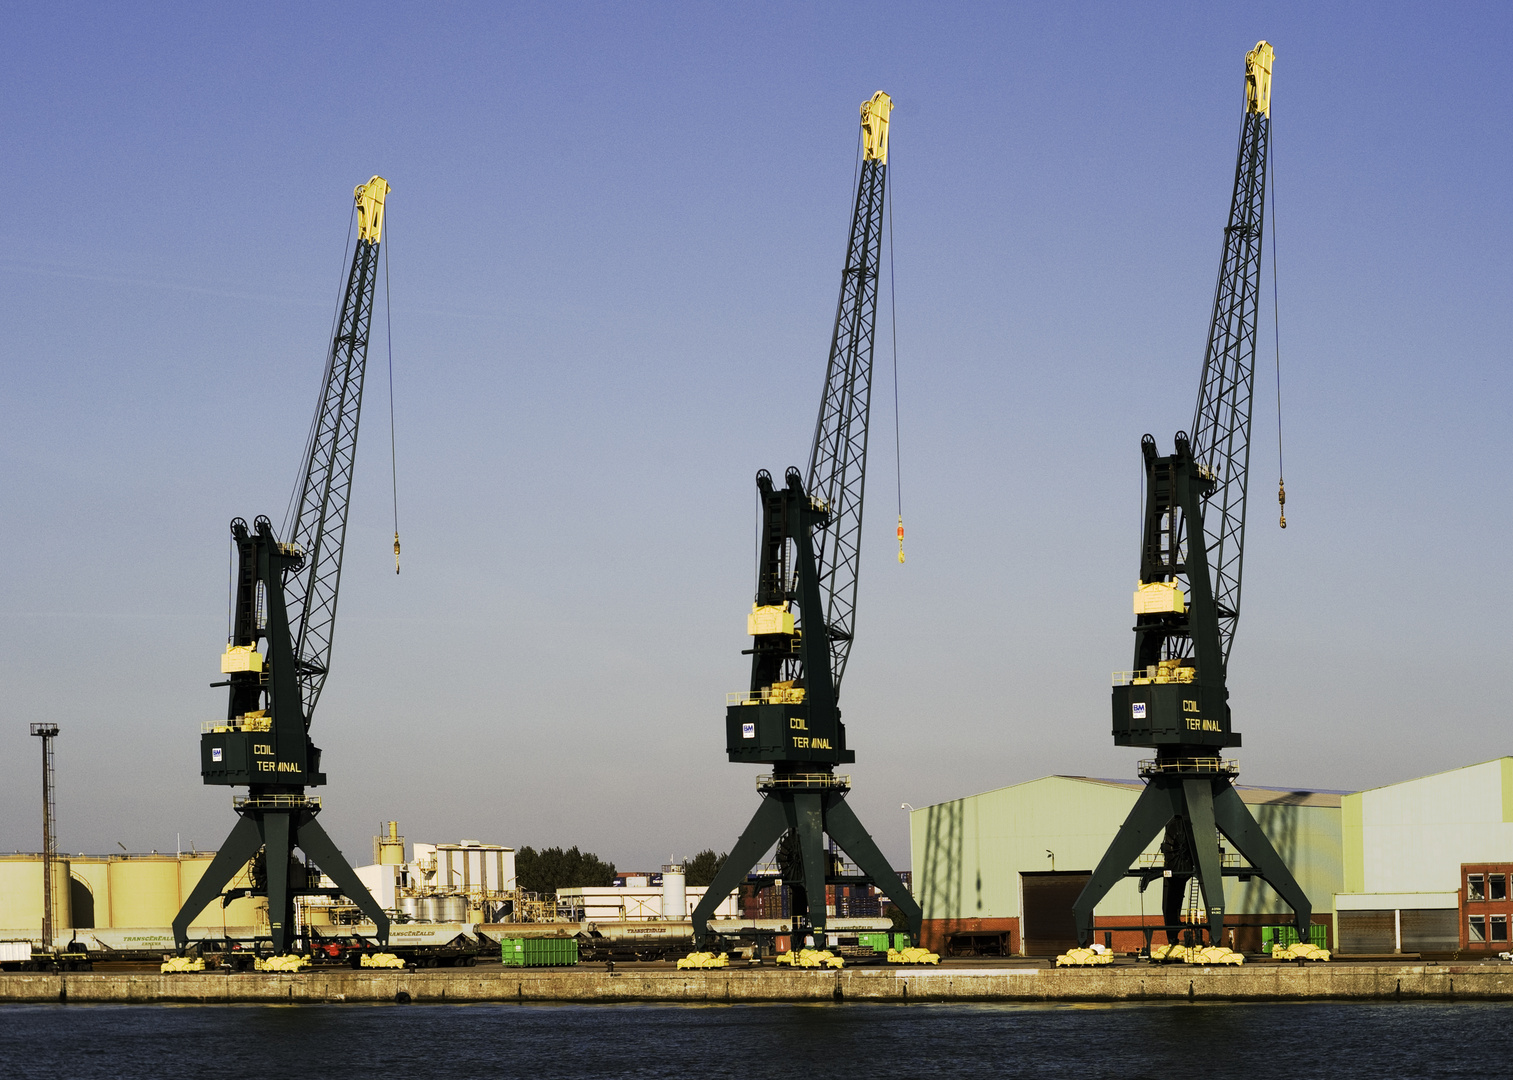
[
  {"left": 684, "top": 849, "right": 727, "bottom": 887},
  {"left": 515, "top": 845, "right": 616, "bottom": 895}
]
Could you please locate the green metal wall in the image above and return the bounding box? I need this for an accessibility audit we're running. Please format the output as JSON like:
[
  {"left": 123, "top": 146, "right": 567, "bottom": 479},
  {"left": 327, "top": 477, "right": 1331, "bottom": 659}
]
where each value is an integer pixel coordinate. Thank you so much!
[{"left": 909, "top": 776, "right": 1341, "bottom": 922}]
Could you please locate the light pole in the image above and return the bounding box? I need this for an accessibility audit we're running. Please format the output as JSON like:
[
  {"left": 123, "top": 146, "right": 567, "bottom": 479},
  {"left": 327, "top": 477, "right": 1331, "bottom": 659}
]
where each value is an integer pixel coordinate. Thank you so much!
[{"left": 30, "top": 724, "right": 59, "bottom": 949}]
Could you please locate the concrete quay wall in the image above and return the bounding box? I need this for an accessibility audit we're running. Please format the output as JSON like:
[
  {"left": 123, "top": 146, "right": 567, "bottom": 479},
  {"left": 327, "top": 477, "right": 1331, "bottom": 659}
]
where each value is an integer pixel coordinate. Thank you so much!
[{"left": 5, "top": 964, "right": 1513, "bottom": 1004}]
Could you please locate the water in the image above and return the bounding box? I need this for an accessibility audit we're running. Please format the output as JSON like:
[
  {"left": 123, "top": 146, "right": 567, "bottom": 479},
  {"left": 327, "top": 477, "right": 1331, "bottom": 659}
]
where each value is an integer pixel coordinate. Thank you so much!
[{"left": 1, "top": 1000, "right": 1509, "bottom": 1078}]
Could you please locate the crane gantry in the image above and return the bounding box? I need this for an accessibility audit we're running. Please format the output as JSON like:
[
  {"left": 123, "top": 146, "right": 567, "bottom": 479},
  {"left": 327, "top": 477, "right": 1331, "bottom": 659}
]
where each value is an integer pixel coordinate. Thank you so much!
[
  {"left": 174, "top": 177, "right": 393, "bottom": 955},
  {"left": 691, "top": 93, "right": 921, "bottom": 948},
  {"left": 1070, "top": 43, "right": 1313, "bottom": 950}
]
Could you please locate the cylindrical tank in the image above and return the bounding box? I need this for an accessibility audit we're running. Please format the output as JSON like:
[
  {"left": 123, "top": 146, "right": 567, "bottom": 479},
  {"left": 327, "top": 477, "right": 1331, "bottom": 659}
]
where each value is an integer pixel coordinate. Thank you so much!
[
  {"left": 175, "top": 854, "right": 217, "bottom": 928},
  {"left": 662, "top": 863, "right": 686, "bottom": 921},
  {"left": 182, "top": 851, "right": 262, "bottom": 931},
  {"left": 0, "top": 855, "right": 74, "bottom": 937},
  {"left": 435, "top": 895, "right": 468, "bottom": 923},
  {"left": 418, "top": 895, "right": 442, "bottom": 923},
  {"left": 398, "top": 895, "right": 422, "bottom": 922},
  {"left": 107, "top": 855, "right": 181, "bottom": 928},
  {"left": 377, "top": 821, "right": 405, "bottom": 865},
  {"left": 70, "top": 856, "right": 111, "bottom": 929}
]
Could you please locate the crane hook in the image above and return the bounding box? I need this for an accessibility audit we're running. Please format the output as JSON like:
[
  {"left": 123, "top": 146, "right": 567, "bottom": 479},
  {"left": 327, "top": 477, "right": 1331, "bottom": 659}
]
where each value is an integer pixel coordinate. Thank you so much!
[
  {"left": 1278, "top": 478, "right": 1287, "bottom": 529},
  {"left": 393, "top": 532, "right": 402, "bottom": 574},
  {"left": 896, "top": 517, "right": 906, "bottom": 564}
]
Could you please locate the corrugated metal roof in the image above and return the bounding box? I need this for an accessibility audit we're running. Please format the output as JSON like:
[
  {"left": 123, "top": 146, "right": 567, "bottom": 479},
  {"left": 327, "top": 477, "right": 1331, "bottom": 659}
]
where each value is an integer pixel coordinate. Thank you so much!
[
  {"left": 1056, "top": 775, "right": 1344, "bottom": 808},
  {"left": 1347, "top": 755, "right": 1513, "bottom": 796}
]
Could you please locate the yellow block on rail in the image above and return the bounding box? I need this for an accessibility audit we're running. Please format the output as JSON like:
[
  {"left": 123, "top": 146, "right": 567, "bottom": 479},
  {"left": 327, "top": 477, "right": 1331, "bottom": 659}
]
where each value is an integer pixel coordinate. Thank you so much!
[
  {"left": 255, "top": 954, "right": 311, "bottom": 972},
  {"left": 776, "top": 948, "right": 844, "bottom": 969},
  {"left": 1055, "top": 947, "right": 1113, "bottom": 967},
  {"left": 676, "top": 952, "right": 729, "bottom": 970},
  {"left": 887, "top": 947, "right": 939, "bottom": 965},
  {"left": 360, "top": 952, "right": 406, "bottom": 969},
  {"left": 1271, "top": 942, "right": 1330, "bottom": 962}
]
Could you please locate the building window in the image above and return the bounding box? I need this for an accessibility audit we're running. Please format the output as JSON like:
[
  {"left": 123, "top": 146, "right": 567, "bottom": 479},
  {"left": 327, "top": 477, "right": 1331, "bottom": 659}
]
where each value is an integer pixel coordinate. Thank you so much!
[
  {"left": 1493, "top": 916, "right": 1509, "bottom": 943},
  {"left": 1469, "top": 915, "right": 1487, "bottom": 943},
  {"left": 1468, "top": 874, "right": 1486, "bottom": 901},
  {"left": 1492, "top": 874, "right": 1507, "bottom": 901}
]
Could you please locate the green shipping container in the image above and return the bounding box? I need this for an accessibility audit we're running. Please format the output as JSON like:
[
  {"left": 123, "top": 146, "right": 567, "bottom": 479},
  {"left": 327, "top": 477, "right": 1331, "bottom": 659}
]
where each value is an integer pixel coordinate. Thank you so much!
[
  {"left": 855, "top": 932, "right": 913, "bottom": 953},
  {"left": 501, "top": 937, "right": 579, "bottom": 967},
  {"left": 1261, "top": 924, "right": 1326, "bottom": 950}
]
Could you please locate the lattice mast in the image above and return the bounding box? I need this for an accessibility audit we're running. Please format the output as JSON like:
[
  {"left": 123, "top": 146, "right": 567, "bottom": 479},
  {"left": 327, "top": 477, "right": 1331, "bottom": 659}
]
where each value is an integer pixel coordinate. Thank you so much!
[
  {"left": 31, "top": 723, "right": 59, "bottom": 950},
  {"left": 1187, "top": 42, "right": 1272, "bottom": 671},
  {"left": 285, "top": 176, "right": 389, "bottom": 722},
  {"left": 806, "top": 91, "right": 892, "bottom": 694}
]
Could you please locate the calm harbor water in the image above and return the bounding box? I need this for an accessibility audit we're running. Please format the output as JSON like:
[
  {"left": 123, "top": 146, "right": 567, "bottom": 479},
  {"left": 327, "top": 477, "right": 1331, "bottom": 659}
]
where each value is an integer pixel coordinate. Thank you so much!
[{"left": 1, "top": 1000, "right": 1508, "bottom": 1078}]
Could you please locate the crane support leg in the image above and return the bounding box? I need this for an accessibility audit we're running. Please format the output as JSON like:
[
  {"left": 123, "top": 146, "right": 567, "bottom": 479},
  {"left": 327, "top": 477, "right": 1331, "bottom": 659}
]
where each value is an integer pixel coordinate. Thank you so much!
[
  {"left": 173, "top": 814, "right": 263, "bottom": 949},
  {"left": 691, "top": 795, "right": 790, "bottom": 947},
  {"left": 1211, "top": 782, "right": 1313, "bottom": 939},
  {"left": 293, "top": 814, "right": 391, "bottom": 944},
  {"left": 1162, "top": 872, "right": 1191, "bottom": 942},
  {"left": 794, "top": 792, "right": 830, "bottom": 932},
  {"left": 1184, "top": 778, "right": 1227, "bottom": 947},
  {"left": 1072, "top": 782, "right": 1178, "bottom": 947},
  {"left": 265, "top": 811, "right": 294, "bottom": 954},
  {"left": 823, "top": 794, "right": 922, "bottom": 941}
]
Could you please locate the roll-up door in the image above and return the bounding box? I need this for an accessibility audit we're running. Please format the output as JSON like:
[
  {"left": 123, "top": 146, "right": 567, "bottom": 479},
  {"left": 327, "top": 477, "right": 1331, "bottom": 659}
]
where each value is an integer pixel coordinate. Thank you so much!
[{"left": 1020, "top": 872, "right": 1091, "bottom": 956}]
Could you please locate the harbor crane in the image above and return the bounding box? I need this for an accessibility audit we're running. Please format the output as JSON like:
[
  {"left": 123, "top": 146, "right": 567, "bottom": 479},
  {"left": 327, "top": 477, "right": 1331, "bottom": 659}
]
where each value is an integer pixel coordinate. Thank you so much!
[
  {"left": 1070, "top": 43, "right": 1313, "bottom": 950},
  {"left": 174, "top": 177, "right": 393, "bottom": 954},
  {"left": 692, "top": 93, "right": 922, "bottom": 947}
]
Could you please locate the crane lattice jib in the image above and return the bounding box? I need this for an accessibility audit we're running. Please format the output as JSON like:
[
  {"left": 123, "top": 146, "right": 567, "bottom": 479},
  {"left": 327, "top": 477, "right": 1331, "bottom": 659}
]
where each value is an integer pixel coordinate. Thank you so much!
[
  {"left": 1188, "top": 44, "right": 1271, "bottom": 671},
  {"left": 806, "top": 92, "right": 891, "bottom": 696},
  {"left": 285, "top": 177, "right": 388, "bottom": 722}
]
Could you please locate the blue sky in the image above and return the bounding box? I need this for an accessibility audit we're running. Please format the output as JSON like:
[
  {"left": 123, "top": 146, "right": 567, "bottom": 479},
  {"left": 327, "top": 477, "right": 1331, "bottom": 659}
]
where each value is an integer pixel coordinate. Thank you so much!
[{"left": 1, "top": 2, "right": 1508, "bottom": 872}]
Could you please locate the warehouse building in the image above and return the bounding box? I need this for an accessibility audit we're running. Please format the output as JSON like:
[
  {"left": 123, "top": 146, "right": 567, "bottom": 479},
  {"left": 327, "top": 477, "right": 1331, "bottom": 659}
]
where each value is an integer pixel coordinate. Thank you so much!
[
  {"left": 908, "top": 775, "right": 1343, "bottom": 956},
  {"left": 1335, "top": 757, "right": 1513, "bottom": 955}
]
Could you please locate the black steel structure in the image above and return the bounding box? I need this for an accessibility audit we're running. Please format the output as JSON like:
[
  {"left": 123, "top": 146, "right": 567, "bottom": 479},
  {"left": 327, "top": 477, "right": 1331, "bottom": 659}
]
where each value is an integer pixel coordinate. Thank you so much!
[
  {"left": 30, "top": 723, "right": 59, "bottom": 949},
  {"left": 174, "top": 178, "right": 392, "bottom": 954},
  {"left": 1071, "top": 43, "right": 1312, "bottom": 949},
  {"left": 692, "top": 93, "right": 921, "bottom": 948}
]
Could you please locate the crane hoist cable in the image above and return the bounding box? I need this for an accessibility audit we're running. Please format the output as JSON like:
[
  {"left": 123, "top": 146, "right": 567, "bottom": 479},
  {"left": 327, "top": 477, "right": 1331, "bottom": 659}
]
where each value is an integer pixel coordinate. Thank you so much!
[
  {"left": 384, "top": 216, "right": 401, "bottom": 571},
  {"left": 888, "top": 147, "right": 905, "bottom": 565},
  {"left": 1270, "top": 126, "right": 1286, "bottom": 529}
]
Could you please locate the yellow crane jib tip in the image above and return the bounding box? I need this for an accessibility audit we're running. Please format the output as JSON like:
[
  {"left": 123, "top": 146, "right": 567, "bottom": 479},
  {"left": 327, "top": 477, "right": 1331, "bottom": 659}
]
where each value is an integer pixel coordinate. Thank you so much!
[
  {"left": 1246, "top": 41, "right": 1274, "bottom": 117},
  {"left": 354, "top": 176, "right": 391, "bottom": 244},
  {"left": 861, "top": 91, "right": 893, "bottom": 164}
]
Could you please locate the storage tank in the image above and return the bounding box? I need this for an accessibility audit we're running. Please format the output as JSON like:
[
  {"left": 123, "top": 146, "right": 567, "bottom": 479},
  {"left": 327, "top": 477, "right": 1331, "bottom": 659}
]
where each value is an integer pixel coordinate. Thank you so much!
[
  {"left": 178, "top": 852, "right": 261, "bottom": 929},
  {"left": 0, "top": 855, "right": 73, "bottom": 936},
  {"left": 662, "top": 862, "right": 686, "bottom": 921},
  {"left": 418, "top": 895, "right": 442, "bottom": 923},
  {"left": 70, "top": 857, "right": 111, "bottom": 929},
  {"left": 435, "top": 895, "right": 468, "bottom": 923},
  {"left": 398, "top": 895, "right": 422, "bottom": 922},
  {"left": 376, "top": 821, "right": 405, "bottom": 865},
  {"left": 107, "top": 855, "right": 180, "bottom": 928}
]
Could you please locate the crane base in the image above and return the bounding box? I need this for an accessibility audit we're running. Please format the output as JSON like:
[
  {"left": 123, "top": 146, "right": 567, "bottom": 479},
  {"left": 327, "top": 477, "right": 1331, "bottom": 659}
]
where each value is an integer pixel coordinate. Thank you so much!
[
  {"left": 172, "top": 799, "right": 389, "bottom": 955},
  {"left": 690, "top": 782, "right": 919, "bottom": 948}
]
